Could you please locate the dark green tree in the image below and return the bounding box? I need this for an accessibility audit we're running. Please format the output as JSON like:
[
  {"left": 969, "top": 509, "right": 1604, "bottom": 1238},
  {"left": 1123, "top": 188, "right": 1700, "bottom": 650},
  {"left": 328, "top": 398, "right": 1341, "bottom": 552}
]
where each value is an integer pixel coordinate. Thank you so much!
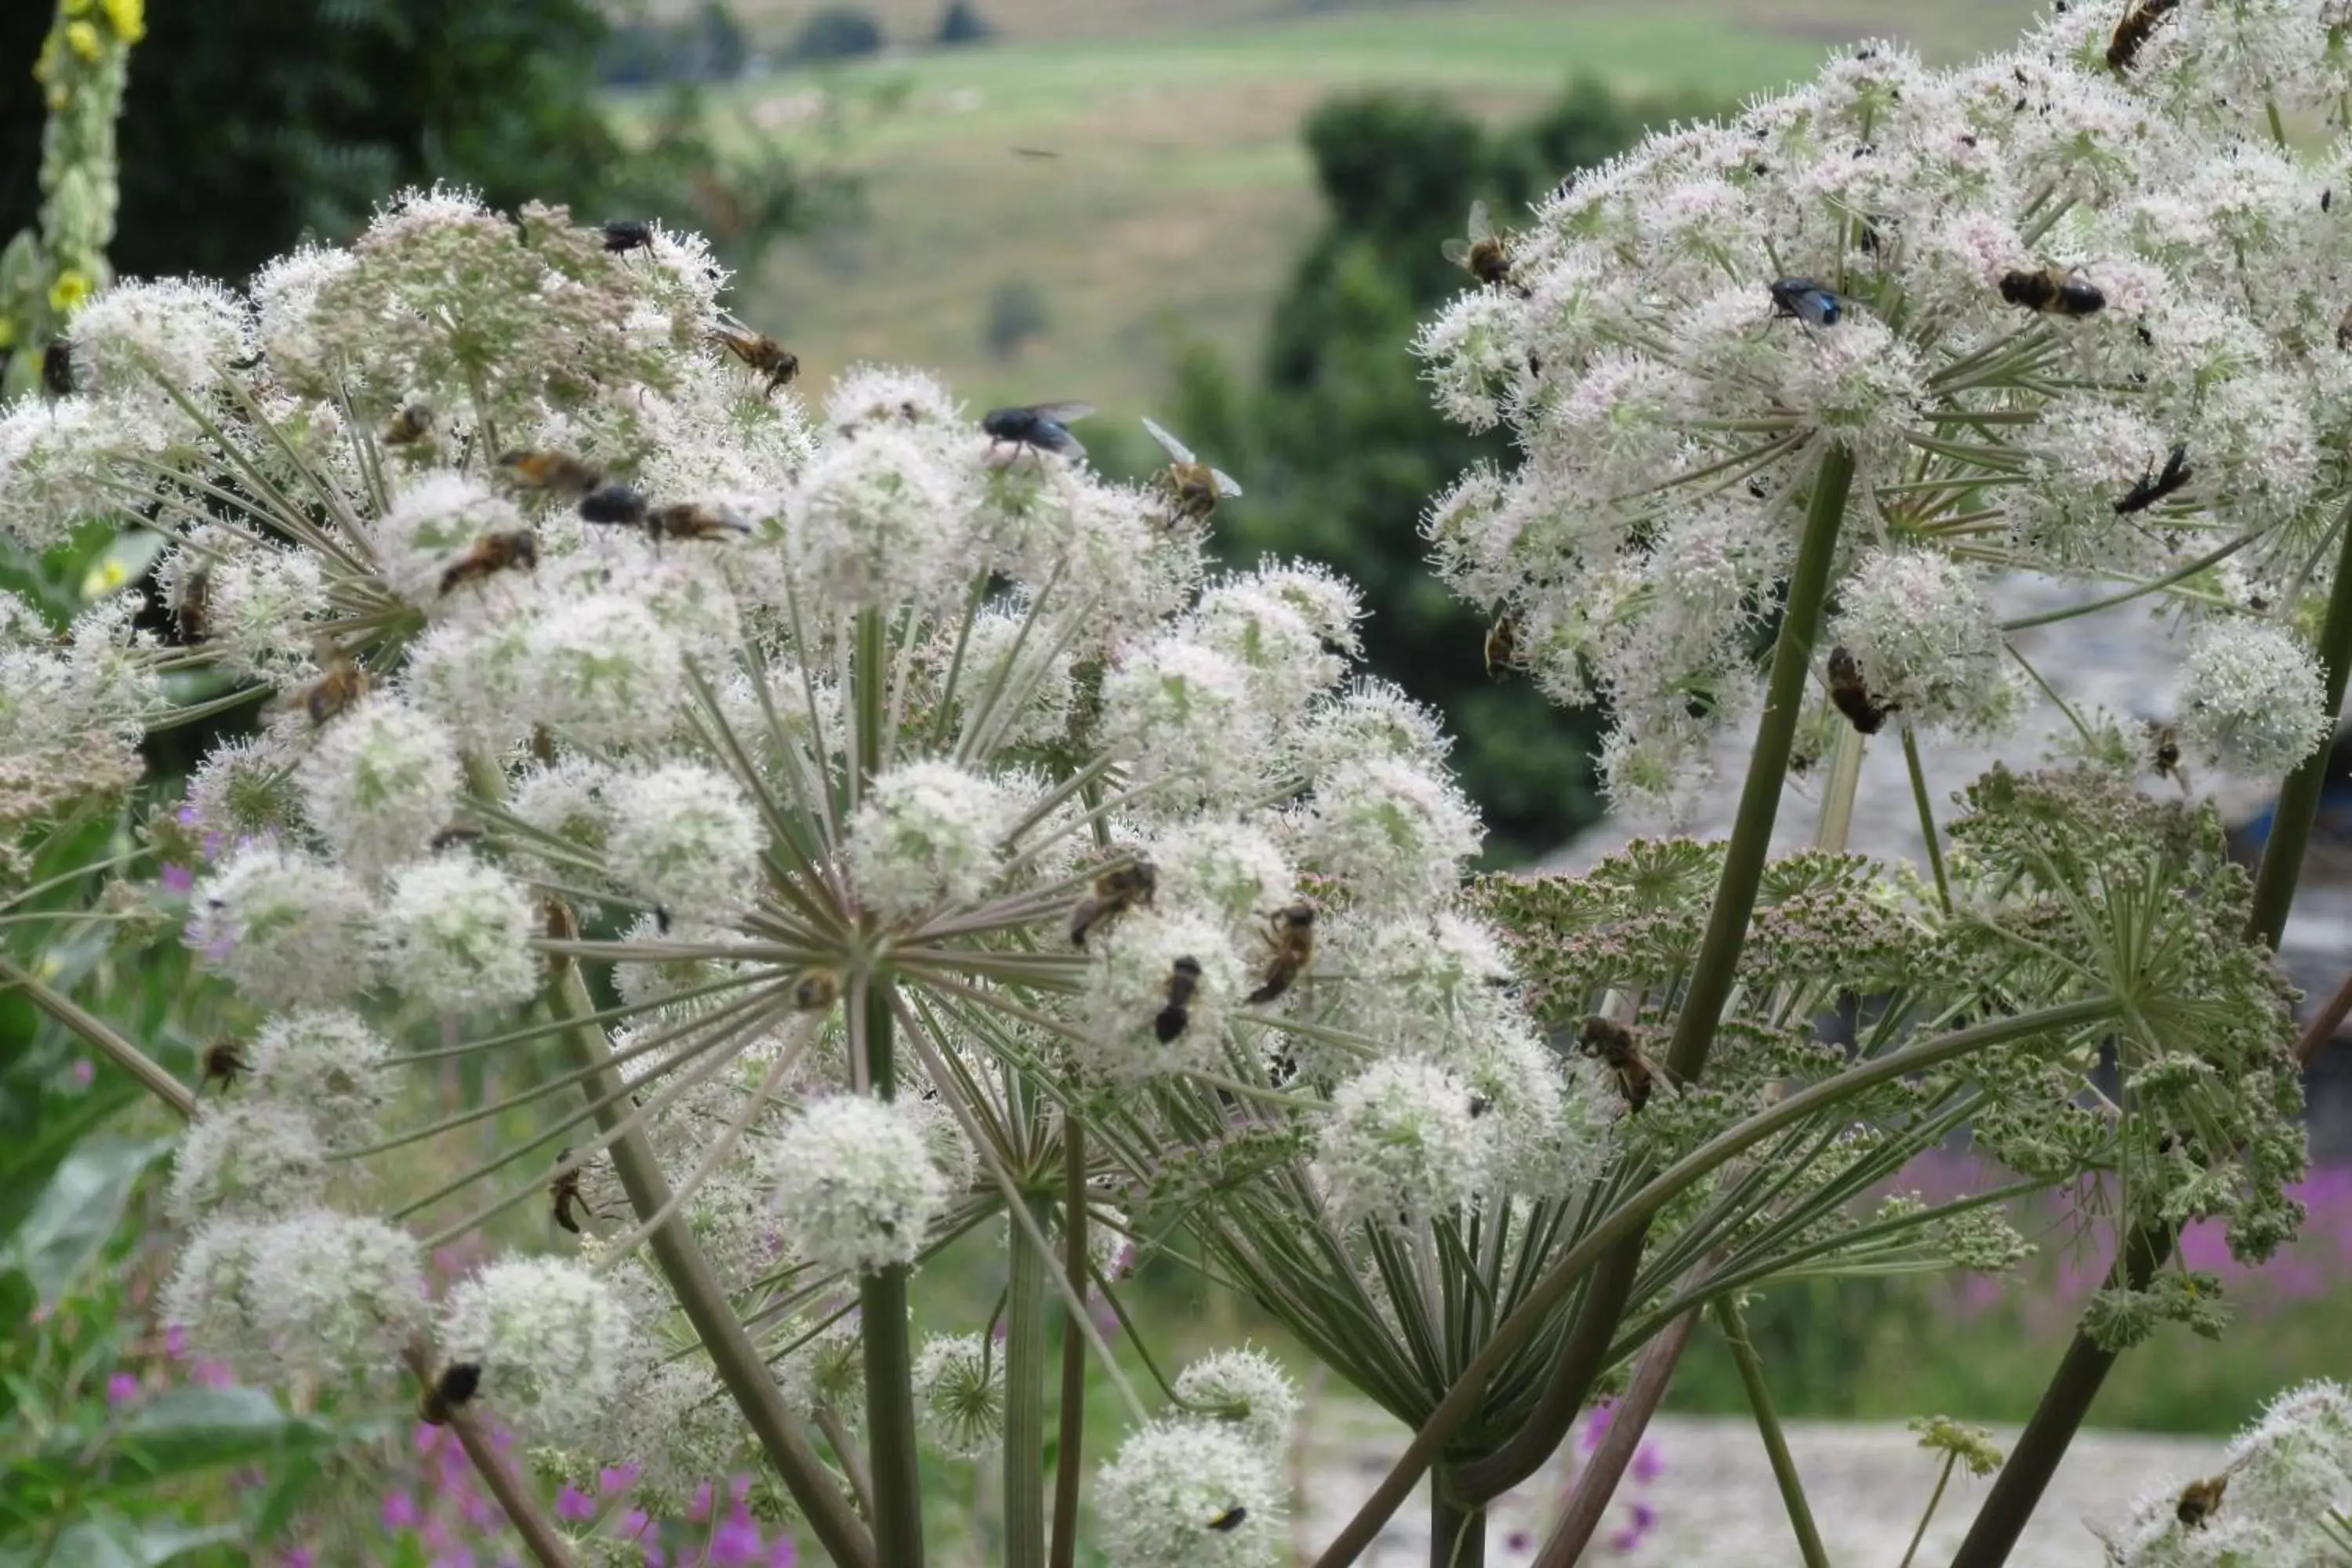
[
  {"left": 937, "top": 2, "right": 994, "bottom": 45},
  {"left": 1173, "top": 77, "right": 1719, "bottom": 865},
  {"left": 789, "top": 6, "right": 886, "bottom": 61}
]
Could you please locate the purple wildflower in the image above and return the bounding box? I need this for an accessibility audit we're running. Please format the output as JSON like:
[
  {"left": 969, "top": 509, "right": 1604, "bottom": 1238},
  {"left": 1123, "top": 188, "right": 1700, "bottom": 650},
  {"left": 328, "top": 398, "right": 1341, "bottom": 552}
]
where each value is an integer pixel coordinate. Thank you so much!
[
  {"left": 105, "top": 1371, "right": 142, "bottom": 1407},
  {"left": 557, "top": 1483, "right": 597, "bottom": 1522}
]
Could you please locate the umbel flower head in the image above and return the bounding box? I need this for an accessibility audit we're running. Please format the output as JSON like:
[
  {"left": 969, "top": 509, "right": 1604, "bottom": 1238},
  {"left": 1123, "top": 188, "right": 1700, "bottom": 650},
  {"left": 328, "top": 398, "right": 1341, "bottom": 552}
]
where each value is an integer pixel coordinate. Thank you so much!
[
  {"left": 2106, "top": 1377, "right": 2352, "bottom": 1566},
  {"left": 1419, "top": 8, "right": 2352, "bottom": 814},
  {"left": 27, "top": 192, "right": 1606, "bottom": 1490}
]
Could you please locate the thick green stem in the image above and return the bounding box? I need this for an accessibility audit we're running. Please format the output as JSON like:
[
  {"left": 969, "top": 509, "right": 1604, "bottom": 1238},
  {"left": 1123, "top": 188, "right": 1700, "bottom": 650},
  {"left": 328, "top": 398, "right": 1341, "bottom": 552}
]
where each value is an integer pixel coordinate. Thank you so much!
[
  {"left": 1431, "top": 1477, "right": 1485, "bottom": 1568},
  {"left": 548, "top": 969, "right": 877, "bottom": 1568},
  {"left": 859, "top": 985, "right": 927, "bottom": 1568},
  {"left": 1004, "top": 1196, "right": 1051, "bottom": 1568},
  {"left": 1048, "top": 1123, "right": 1089, "bottom": 1568},
  {"left": 1453, "top": 444, "right": 1857, "bottom": 1507},
  {"left": 1715, "top": 1299, "right": 1828, "bottom": 1568},
  {"left": 1949, "top": 511, "right": 2352, "bottom": 1568},
  {"left": 2, "top": 956, "right": 197, "bottom": 1120},
  {"left": 1902, "top": 725, "right": 1952, "bottom": 913},
  {"left": 1531, "top": 1307, "right": 1700, "bottom": 1566},
  {"left": 1815, "top": 722, "right": 1865, "bottom": 853},
  {"left": 1308, "top": 994, "right": 2118, "bottom": 1568}
]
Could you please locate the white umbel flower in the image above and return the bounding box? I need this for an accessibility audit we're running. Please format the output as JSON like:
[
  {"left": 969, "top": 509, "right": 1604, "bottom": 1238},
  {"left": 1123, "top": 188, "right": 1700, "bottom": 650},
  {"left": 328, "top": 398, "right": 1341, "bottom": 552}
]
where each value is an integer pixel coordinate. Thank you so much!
[
  {"left": 294, "top": 699, "right": 463, "bottom": 880},
  {"left": 1829, "top": 551, "right": 2022, "bottom": 739},
  {"left": 245, "top": 1009, "right": 394, "bottom": 1151},
  {"left": 912, "top": 1333, "right": 1006, "bottom": 1459},
  {"left": 1094, "top": 1420, "right": 1286, "bottom": 1568},
  {"left": 371, "top": 471, "right": 529, "bottom": 606},
  {"left": 1080, "top": 909, "right": 1247, "bottom": 1080},
  {"left": 247, "top": 1209, "right": 430, "bottom": 1381},
  {"left": 1171, "top": 1348, "right": 1301, "bottom": 1460},
  {"left": 1314, "top": 1058, "right": 1488, "bottom": 1223},
  {"left": 70, "top": 278, "right": 252, "bottom": 402},
  {"left": 2177, "top": 621, "right": 2332, "bottom": 780},
  {"left": 604, "top": 764, "right": 764, "bottom": 926},
  {"left": 525, "top": 594, "right": 686, "bottom": 753},
  {"left": 160, "top": 1221, "right": 270, "bottom": 1376},
  {"left": 187, "top": 845, "right": 378, "bottom": 1007},
  {"left": 1101, "top": 637, "right": 1271, "bottom": 808},
  {"left": 847, "top": 760, "right": 1017, "bottom": 920},
  {"left": 165, "top": 1103, "right": 330, "bottom": 1225},
  {"left": 373, "top": 859, "right": 539, "bottom": 1009},
  {"left": 1290, "top": 758, "right": 1481, "bottom": 913},
  {"left": 768, "top": 1094, "right": 948, "bottom": 1275},
  {"left": 437, "top": 1258, "right": 632, "bottom": 1440},
  {"left": 2107, "top": 1378, "right": 2352, "bottom": 1566}
]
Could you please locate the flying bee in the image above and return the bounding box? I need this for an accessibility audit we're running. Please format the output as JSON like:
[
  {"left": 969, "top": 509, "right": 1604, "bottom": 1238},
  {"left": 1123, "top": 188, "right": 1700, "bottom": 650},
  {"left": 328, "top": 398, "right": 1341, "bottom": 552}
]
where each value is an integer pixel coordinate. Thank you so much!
[
  {"left": 710, "top": 322, "right": 800, "bottom": 397},
  {"left": 419, "top": 1362, "right": 483, "bottom": 1426},
  {"left": 1155, "top": 956, "right": 1203, "bottom": 1044},
  {"left": 2107, "top": 0, "right": 2180, "bottom": 72},
  {"left": 198, "top": 1039, "right": 248, "bottom": 1094},
  {"left": 1767, "top": 277, "right": 1842, "bottom": 327},
  {"left": 176, "top": 564, "right": 211, "bottom": 644},
  {"left": 296, "top": 640, "right": 370, "bottom": 727},
  {"left": 383, "top": 403, "right": 434, "bottom": 446},
  {"left": 601, "top": 219, "right": 655, "bottom": 253},
  {"left": 1999, "top": 266, "right": 2105, "bottom": 317},
  {"left": 549, "top": 1148, "right": 600, "bottom": 1236},
  {"left": 1070, "top": 858, "right": 1158, "bottom": 946},
  {"left": 1140, "top": 416, "right": 1243, "bottom": 524},
  {"left": 438, "top": 529, "right": 539, "bottom": 596},
  {"left": 1441, "top": 200, "right": 1516, "bottom": 290},
  {"left": 1207, "top": 1506, "right": 1248, "bottom": 1533},
  {"left": 982, "top": 401, "right": 1093, "bottom": 461},
  {"left": 42, "top": 338, "right": 73, "bottom": 397},
  {"left": 579, "top": 483, "right": 651, "bottom": 528},
  {"left": 1577, "top": 1016, "right": 1657, "bottom": 1112},
  {"left": 497, "top": 448, "right": 603, "bottom": 499},
  {"left": 1245, "top": 904, "right": 1316, "bottom": 1005},
  {"left": 1483, "top": 612, "right": 1519, "bottom": 681},
  {"left": 2175, "top": 1473, "right": 2227, "bottom": 1529},
  {"left": 793, "top": 967, "right": 843, "bottom": 1011},
  {"left": 647, "top": 502, "right": 753, "bottom": 543},
  {"left": 1826, "top": 644, "right": 1896, "bottom": 736},
  {"left": 2148, "top": 720, "right": 2191, "bottom": 794},
  {"left": 2114, "top": 444, "right": 2192, "bottom": 516}
]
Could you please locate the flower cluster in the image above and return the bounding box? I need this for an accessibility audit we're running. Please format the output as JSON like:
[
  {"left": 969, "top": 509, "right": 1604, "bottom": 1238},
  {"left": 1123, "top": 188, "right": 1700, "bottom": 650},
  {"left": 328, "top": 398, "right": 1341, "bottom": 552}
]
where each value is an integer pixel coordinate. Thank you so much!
[
  {"left": 2108, "top": 1378, "right": 2352, "bottom": 1566},
  {"left": 1418, "top": 6, "right": 2352, "bottom": 814}
]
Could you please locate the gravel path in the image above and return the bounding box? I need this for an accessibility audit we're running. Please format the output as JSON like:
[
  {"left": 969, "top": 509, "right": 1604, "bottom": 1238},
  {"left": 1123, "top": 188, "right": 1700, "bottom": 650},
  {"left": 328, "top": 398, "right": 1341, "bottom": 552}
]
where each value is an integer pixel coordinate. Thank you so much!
[{"left": 1294, "top": 1405, "right": 2216, "bottom": 1566}]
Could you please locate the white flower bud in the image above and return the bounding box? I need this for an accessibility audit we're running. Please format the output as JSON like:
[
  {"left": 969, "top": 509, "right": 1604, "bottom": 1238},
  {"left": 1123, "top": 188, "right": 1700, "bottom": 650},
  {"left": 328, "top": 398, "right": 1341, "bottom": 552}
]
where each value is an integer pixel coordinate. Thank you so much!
[
  {"left": 913, "top": 1334, "right": 1005, "bottom": 1459},
  {"left": 1102, "top": 637, "right": 1272, "bottom": 808},
  {"left": 604, "top": 763, "right": 763, "bottom": 926},
  {"left": 247, "top": 1209, "right": 430, "bottom": 1381},
  {"left": 847, "top": 760, "right": 1017, "bottom": 920},
  {"left": 71, "top": 278, "right": 252, "bottom": 401},
  {"left": 1291, "top": 758, "right": 1481, "bottom": 913},
  {"left": 245, "top": 1009, "right": 394, "bottom": 1152},
  {"left": 1145, "top": 820, "right": 1295, "bottom": 932},
  {"left": 165, "top": 1102, "right": 329, "bottom": 1225},
  {"left": 524, "top": 594, "right": 685, "bottom": 753},
  {"left": 188, "top": 845, "right": 378, "bottom": 1007},
  {"left": 768, "top": 1094, "right": 948, "bottom": 1276},
  {"left": 1830, "top": 551, "right": 2022, "bottom": 739},
  {"left": 372, "top": 470, "right": 529, "bottom": 606},
  {"left": 373, "top": 859, "right": 539, "bottom": 1010},
  {"left": 161, "top": 1220, "right": 270, "bottom": 1376},
  {"left": 438, "top": 1258, "right": 632, "bottom": 1441},
  {"left": 1081, "top": 909, "right": 1247, "bottom": 1080},
  {"left": 1291, "top": 677, "right": 1452, "bottom": 782},
  {"left": 2178, "top": 621, "right": 2332, "bottom": 780},
  {"left": 1315, "top": 1059, "right": 1488, "bottom": 1223},
  {"left": 790, "top": 425, "right": 975, "bottom": 612},
  {"left": 1094, "top": 1420, "right": 1286, "bottom": 1568},
  {"left": 1171, "top": 1348, "right": 1301, "bottom": 1459},
  {"left": 1189, "top": 572, "right": 1352, "bottom": 721},
  {"left": 295, "top": 699, "right": 463, "bottom": 880}
]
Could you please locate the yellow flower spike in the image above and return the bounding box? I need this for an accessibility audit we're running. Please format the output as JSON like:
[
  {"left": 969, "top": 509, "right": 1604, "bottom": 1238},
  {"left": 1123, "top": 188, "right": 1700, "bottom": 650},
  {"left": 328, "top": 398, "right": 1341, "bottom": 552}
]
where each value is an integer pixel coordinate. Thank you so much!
[
  {"left": 49, "top": 270, "right": 91, "bottom": 314},
  {"left": 64, "top": 0, "right": 95, "bottom": 15},
  {"left": 66, "top": 20, "right": 102, "bottom": 61},
  {"left": 100, "top": 0, "right": 143, "bottom": 42}
]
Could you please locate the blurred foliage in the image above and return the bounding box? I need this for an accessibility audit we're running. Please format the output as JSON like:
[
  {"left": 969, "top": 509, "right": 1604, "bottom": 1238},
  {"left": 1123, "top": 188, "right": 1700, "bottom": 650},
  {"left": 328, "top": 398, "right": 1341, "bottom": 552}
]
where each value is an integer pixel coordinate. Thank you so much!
[
  {"left": 597, "top": 1, "right": 753, "bottom": 86},
  {"left": 937, "top": 2, "right": 996, "bottom": 45},
  {"left": 1174, "top": 77, "right": 1722, "bottom": 865},
  {"left": 0, "top": 0, "right": 837, "bottom": 299},
  {"left": 789, "top": 5, "right": 888, "bottom": 61}
]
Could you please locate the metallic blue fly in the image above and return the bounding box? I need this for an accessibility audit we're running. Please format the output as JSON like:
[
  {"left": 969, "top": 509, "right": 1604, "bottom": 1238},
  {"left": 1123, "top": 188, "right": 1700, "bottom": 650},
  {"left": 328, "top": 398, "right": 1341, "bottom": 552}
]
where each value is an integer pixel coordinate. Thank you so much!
[
  {"left": 981, "top": 401, "right": 1094, "bottom": 460},
  {"left": 1767, "top": 278, "right": 1842, "bottom": 327}
]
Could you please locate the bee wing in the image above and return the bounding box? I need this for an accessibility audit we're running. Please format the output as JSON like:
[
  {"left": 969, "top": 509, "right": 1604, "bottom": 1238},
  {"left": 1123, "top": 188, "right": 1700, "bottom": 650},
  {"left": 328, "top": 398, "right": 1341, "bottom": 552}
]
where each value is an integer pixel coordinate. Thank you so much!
[
  {"left": 1440, "top": 237, "right": 1475, "bottom": 268},
  {"left": 1140, "top": 416, "right": 1196, "bottom": 465},
  {"left": 1467, "top": 199, "right": 1494, "bottom": 242},
  {"left": 1210, "top": 467, "right": 1243, "bottom": 498},
  {"left": 1029, "top": 401, "right": 1094, "bottom": 423}
]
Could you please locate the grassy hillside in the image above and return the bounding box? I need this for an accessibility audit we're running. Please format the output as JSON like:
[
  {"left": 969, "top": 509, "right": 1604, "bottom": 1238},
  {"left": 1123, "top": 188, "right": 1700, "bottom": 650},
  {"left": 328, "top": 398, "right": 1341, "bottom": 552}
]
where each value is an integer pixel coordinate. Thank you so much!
[{"left": 642, "top": 0, "right": 2043, "bottom": 422}]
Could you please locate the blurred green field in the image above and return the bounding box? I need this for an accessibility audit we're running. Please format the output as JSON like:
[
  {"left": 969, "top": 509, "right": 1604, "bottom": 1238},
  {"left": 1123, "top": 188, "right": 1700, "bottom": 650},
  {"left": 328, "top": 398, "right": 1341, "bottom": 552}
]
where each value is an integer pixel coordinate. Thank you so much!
[{"left": 631, "top": 0, "right": 2043, "bottom": 418}]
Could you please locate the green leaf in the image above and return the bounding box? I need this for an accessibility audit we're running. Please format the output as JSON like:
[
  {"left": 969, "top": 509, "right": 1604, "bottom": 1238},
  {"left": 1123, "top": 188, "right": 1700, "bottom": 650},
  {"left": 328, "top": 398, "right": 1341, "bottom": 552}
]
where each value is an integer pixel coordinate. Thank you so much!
[
  {"left": 102, "top": 1388, "right": 343, "bottom": 1481},
  {"left": 80, "top": 531, "right": 168, "bottom": 605},
  {"left": 1, "top": 1138, "right": 170, "bottom": 1308},
  {"left": 0, "top": 1515, "right": 245, "bottom": 1568}
]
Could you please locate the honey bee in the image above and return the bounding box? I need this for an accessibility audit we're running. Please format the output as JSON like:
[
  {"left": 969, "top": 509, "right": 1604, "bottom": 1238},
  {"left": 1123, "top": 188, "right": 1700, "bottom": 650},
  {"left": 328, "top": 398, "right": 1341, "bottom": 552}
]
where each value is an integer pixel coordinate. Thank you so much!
[
  {"left": 1069, "top": 858, "right": 1158, "bottom": 946},
  {"left": 296, "top": 641, "right": 370, "bottom": 727},
  {"left": 1999, "top": 266, "right": 2105, "bottom": 317},
  {"left": 647, "top": 503, "right": 753, "bottom": 543},
  {"left": 1826, "top": 644, "right": 1895, "bottom": 736},
  {"left": 793, "top": 967, "right": 843, "bottom": 1011},
  {"left": 2107, "top": 0, "right": 2180, "bottom": 72},
  {"left": 711, "top": 322, "right": 800, "bottom": 397},
  {"left": 1207, "top": 1506, "right": 1248, "bottom": 1533},
  {"left": 496, "top": 448, "right": 604, "bottom": 499},
  {"left": 2113, "top": 445, "right": 2191, "bottom": 516},
  {"left": 1141, "top": 417, "right": 1243, "bottom": 524},
  {"left": 1483, "top": 612, "right": 1519, "bottom": 681},
  {"left": 383, "top": 403, "right": 434, "bottom": 446},
  {"left": 419, "top": 1361, "right": 483, "bottom": 1425},
  {"left": 198, "top": 1039, "right": 248, "bottom": 1093},
  {"left": 550, "top": 1148, "right": 600, "bottom": 1236},
  {"left": 2175, "top": 1473, "right": 2227, "bottom": 1529},
  {"left": 428, "top": 825, "right": 485, "bottom": 851},
  {"left": 1245, "top": 905, "right": 1316, "bottom": 1005},
  {"left": 176, "top": 564, "right": 211, "bottom": 644},
  {"left": 1155, "top": 956, "right": 1203, "bottom": 1044},
  {"left": 601, "top": 219, "right": 655, "bottom": 253},
  {"left": 1578, "top": 1015, "right": 1657, "bottom": 1112},
  {"left": 42, "top": 339, "right": 73, "bottom": 397},
  {"left": 1468, "top": 1093, "right": 1494, "bottom": 1120},
  {"left": 1442, "top": 200, "right": 1515, "bottom": 290},
  {"left": 579, "top": 483, "right": 651, "bottom": 528},
  {"left": 438, "top": 529, "right": 539, "bottom": 595}
]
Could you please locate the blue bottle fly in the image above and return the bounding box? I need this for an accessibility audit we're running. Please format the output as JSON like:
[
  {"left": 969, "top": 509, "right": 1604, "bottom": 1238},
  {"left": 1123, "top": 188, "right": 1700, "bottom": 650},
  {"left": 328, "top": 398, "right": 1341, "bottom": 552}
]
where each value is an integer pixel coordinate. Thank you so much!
[
  {"left": 1767, "top": 278, "right": 1842, "bottom": 326},
  {"left": 981, "top": 401, "right": 1094, "bottom": 459}
]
